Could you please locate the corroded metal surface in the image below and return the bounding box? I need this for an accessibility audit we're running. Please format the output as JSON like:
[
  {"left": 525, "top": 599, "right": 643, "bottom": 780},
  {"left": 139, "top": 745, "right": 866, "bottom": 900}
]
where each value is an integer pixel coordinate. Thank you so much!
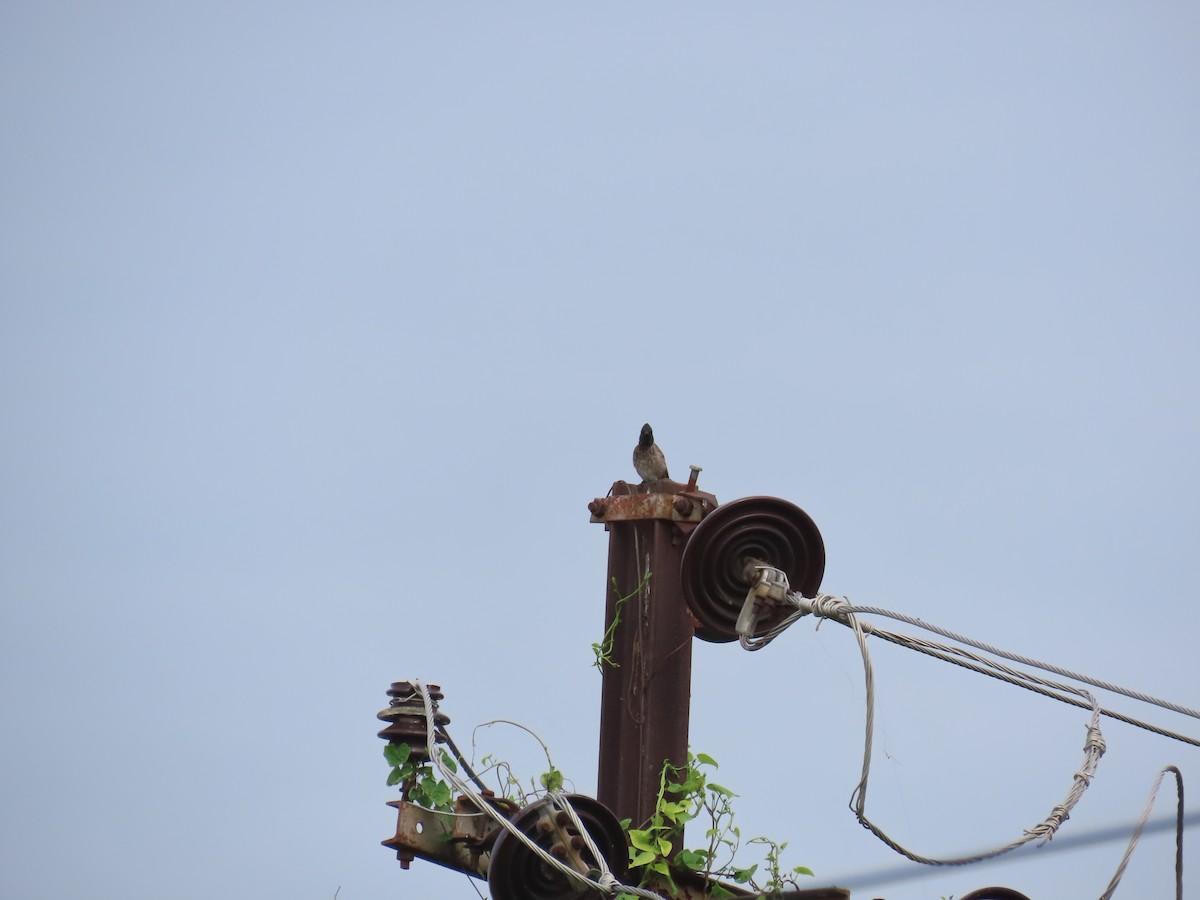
[
  {"left": 591, "top": 476, "right": 718, "bottom": 837},
  {"left": 645, "top": 870, "right": 850, "bottom": 900},
  {"left": 381, "top": 797, "right": 493, "bottom": 876},
  {"left": 589, "top": 479, "right": 717, "bottom": 525},
  {"left": 487, "top": 794, "right": 627, "bottom": 900},
  {"left": 595, "top": 517, "right": 696, "bottom": 834}
]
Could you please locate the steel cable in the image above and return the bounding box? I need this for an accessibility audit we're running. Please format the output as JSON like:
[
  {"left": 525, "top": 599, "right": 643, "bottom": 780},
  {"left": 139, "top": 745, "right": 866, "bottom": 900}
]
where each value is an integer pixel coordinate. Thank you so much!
[
  {"left": 734, "top": 573, "right": 1192, "bottom": 892},
  {"left": 799, "top": 596, "right": 1107, "bottom": 867},
  {"left": 1098, "top": 765, "right": 1184, "bottom": 900},
  {"left": 840, "top": 602, "right": 1200, "bottom": 721},
  {"left": 411, "top": 680, "right": 666, "bottom": 899}
]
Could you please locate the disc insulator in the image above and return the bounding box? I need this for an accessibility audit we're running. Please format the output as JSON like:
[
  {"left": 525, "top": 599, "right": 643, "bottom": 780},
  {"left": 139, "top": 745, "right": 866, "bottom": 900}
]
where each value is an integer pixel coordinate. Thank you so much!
[
  {"left": 487, "top": 794, "right": 627, "bottom": 900},
  {"left": 680, "top": 496, "right": 825, "bottom": 643}
]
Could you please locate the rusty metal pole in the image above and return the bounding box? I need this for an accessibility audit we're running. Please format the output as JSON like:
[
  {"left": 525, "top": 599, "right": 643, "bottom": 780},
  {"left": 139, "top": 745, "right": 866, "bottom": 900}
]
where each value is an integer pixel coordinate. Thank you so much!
[{"left": 589, "top": 470, "right": 717, "bottom": 830}]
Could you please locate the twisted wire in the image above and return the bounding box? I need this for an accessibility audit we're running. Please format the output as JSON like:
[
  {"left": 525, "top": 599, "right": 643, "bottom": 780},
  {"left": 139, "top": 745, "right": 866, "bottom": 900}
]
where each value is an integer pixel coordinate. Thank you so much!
[
  {"left": 548, "top": 790, "right": 664, "bottom": 899},
  {"left": 841, "top": 601, "right": 1200, "bottom": 721},
  {"left": 741, "top": 586, "right": 1199, "bottom": 745},
  {"left": 799, "top": 596, "right": 1107, "bottom": 867},
  {"left": 736, "top": 579, "right": 1196, "bottom": 885},
  {"left": 1098, "top": 765, "right": 1184, "bottom": 900},
  {"left": 411, "top": 680, "right": 665, "bottom": 899},
  {"left": 734, "top": 578, "right": 1195, "bottom": 890},
  {"left": 868, "top": 629, "right": 1200, "bottom": 749}
]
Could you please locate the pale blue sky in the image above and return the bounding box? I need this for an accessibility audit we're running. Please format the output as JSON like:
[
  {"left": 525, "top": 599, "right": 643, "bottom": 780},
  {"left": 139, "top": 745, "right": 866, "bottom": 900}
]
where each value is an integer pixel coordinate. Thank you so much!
[{"left": 2, "top": 4, "right": 1198, "bottom": 899}]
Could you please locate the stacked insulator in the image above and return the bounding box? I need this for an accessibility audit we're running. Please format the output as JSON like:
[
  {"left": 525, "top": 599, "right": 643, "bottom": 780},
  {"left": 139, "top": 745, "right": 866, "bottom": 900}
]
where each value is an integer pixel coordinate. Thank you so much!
[{"left": 377, "top": 681, "right": 450, "bottom": 759}]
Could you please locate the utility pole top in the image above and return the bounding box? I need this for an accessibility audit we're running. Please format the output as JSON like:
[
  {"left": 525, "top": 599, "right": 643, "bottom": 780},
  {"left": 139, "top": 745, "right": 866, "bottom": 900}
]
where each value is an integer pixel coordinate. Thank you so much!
[{"left": 589, "top": 469, "right": 718, "bottom": 833}]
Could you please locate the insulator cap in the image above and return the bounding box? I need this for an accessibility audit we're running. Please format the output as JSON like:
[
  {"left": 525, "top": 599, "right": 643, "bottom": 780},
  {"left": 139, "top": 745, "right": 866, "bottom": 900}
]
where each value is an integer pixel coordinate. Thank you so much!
[{"left": 377, "top": 681, "right": 449, "bottom": 758}]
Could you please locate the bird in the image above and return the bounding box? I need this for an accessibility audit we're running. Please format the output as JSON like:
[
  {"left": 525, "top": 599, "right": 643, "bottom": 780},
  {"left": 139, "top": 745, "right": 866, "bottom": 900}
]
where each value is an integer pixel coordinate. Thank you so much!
[{"left": 633, "top": 423, "right": 670, "bottom": 482}]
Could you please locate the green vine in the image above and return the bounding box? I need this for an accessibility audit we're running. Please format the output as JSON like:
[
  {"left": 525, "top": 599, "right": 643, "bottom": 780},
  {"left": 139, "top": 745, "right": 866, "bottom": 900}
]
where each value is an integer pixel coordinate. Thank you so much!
[
  {"left": 620, "top": 751, "right": 812, "bottom": 899},
  {"left": 749, "top": 835, "right": 814, "bottom": 897},
  {"left": 383, "top": 742, "right": 457, "bottom": 811},
  {"left": 475, "top": 752, "right": 564, "bottom": 803},
  {"left": 471, "top": 718, "right": 565, "bottom": 806},
  {"left": 592, "top": 572, "right": 651, "bottom": 670},
  {"left": 386, "top": 736, "right": 563, "bottom": 813}
]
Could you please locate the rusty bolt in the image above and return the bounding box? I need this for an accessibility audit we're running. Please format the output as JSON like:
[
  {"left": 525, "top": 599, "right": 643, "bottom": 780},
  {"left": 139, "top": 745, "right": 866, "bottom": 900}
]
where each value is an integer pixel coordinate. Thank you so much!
[
  {"left": 673, "top": 496, "right": 694, "bottom": 516},
  {"left": 687, "top": 465, "right": 702, "bottom": 490},
  {"left": 588, "top": 499, "right": 607, "bottom": 517}
]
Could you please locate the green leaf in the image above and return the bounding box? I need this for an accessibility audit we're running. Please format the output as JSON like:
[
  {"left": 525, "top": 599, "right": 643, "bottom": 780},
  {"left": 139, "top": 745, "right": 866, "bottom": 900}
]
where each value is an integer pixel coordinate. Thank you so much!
[
  {"left": 386, "top": 767, "right": 404, "bottom": 786},
  {"left": 628, "top": 830, "right": 658, "bottom": 852},
  {"left": 657, "top": 837, "right": 672, "bottom": 856},
  {"left": 659, "top": 800, "right": 688, "bottom": 820},
  {"left": 695, "top": 753, "right": 718, "bottom": 768},
  {"left": 427, "top": 780, "right": 452, "bottom": 808},
  {"left": 709, "top": 886, "right": 736, "bottom": 899},
  {"left": 539, "top": 767, "right": 563, "bottom": 792},
  {"left": 439, "top": 749, "right": 457, "bottom": 774},
  {"left": 384, "top": 743, "right": 411, "bottom": 767},
  {"left": 731, "top": 865, "right": 757, "bottom": 883},
  {"left": 793, "top": 866, "right": 814, "bottom": 877},
  {"left": 707, "top": 782, "right": 736, "bottom": 798},
  {"left": 676, "top": 849, "right": 705, "bottom": 870},
  {"left": 629, "top": 848, "right": 656, "bottom": 868}
]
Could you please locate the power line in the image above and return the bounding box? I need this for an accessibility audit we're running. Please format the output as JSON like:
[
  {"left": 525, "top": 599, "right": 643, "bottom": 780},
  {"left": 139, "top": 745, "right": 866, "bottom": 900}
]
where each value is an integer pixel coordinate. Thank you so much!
[
  {"left": 870, "top": 625, "right": 1200, "bottom": 748},
  {"left": 735, "top": 576, "right": 1194, "bottom": 888},
  {"left": 818, "top": 811, "right": 1199, "bottom": 892}
]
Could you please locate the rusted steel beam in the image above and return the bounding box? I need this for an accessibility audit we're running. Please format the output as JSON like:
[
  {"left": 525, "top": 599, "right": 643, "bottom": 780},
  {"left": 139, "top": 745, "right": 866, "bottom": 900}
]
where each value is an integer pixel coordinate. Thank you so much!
[
  {"left": 646, "top": 870, "right": 850, "bottom": 900},
  {"left": 587, "top": 486, "right": 716, "bottom": 524},
  {"left": 591, "top": 478, "right": 717, "bottom": 832},
  {"left": 381, "top": 797, "right": 493, "bottom": 877}
]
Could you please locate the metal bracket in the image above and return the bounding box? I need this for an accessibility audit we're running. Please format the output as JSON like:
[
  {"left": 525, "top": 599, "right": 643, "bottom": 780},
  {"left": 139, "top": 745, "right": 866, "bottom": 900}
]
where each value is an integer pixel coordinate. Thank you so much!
[
  {"left": 736, "top": 565, "right": 793, "bottom": 637},
  {"left": 588, "top": 480, "right": 718, "bottom": 526},
  {"left": 381, "top": 797, "right": 494, "bottom": 877}
]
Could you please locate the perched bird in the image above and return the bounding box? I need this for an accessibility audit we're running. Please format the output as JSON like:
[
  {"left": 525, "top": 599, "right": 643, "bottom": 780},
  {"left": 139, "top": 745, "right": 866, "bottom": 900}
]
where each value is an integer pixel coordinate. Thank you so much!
[{"left": 633, "top": 423, "right": 670, "bottom": 482}]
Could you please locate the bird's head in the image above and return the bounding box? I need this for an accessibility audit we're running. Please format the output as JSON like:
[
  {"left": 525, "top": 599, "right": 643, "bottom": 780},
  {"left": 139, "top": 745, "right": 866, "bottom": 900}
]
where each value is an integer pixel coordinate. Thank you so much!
[{"left": 639, "top": 423, "right": 654, "bottom": 447}]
